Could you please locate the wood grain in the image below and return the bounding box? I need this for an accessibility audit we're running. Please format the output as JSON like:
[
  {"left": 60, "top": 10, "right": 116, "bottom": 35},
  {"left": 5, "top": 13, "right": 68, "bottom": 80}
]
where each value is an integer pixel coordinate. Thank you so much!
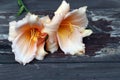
[
  {"left": 0, "top": 63, "right": 120, "bottom": 80},
  {"left": 0, "top": 2, "right": 120, "bottom": 80}
]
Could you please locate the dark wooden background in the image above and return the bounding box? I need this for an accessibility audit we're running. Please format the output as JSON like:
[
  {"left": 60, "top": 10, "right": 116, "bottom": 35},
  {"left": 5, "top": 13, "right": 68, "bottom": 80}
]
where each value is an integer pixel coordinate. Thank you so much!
[{"left": 0, "top": 0, "right": 120, "bottom": 80}]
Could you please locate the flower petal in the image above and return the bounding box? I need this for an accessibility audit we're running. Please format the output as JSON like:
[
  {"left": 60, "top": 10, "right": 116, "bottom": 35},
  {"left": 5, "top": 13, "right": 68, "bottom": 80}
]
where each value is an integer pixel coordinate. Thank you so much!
[
  {"left": 55, "top": 0, "right": 70, "bottom": 15},
  {"left": 42, "top": 15, "right": 63, "bottom": 53},
  {"left": 40, "top": 16, "right": 51, "bottom": 24},
  {"left": 57, "top": 25, "right": 85, "bottom": 55},
  {"left": 46, "top": 32, "right": 58, "bottom": 53},
  {"left": 35, "top": 32, "right": 48, "bottom": 60},
  {"left": 16, "top": 13, "right": 39, "bottom": 29},
  {"left": 12, "top": 31, "right": 37, "bottom": 65},
  {"left": 8, "top": 21, "right": 18, "bottom": 41},
  {"left": 35, "top": 42, "right": 48, "bottom": 60},
  {"left": 82, "top": 29, "right": 93, "bottom": 37},
  {"left": 41, "top": 1, "right": 70, "bottom": 53},
  {"left": 63, "top": 6, "right": 88, "bottom": 31},
  {"left": 42, "top": 0, "right": 70, "bottom": 32}
]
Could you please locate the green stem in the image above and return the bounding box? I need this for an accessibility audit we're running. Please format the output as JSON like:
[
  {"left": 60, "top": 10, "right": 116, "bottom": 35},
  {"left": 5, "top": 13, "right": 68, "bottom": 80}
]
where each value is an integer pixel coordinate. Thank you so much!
[
  {"left": 17, "top": 0, "right": 29, "bottom": 16},
  {"left": 19, "top": 0, "right": 29, "bottom": 12}
]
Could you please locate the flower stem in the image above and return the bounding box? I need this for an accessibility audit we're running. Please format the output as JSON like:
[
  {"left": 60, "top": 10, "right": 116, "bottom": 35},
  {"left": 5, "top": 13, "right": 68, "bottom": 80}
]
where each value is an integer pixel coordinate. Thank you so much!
[{"left": 17, "top": 0, "right": 29, "bottom": 16}]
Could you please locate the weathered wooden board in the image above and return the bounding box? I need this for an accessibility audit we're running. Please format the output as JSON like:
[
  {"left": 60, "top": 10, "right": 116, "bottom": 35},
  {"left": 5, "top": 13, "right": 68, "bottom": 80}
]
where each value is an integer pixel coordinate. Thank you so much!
[
  {"left": 0, "top": 0, "right": 120, "bottom": 80},
  {"left": 0, "top": 63, "right": 120, "bottom": 80}
]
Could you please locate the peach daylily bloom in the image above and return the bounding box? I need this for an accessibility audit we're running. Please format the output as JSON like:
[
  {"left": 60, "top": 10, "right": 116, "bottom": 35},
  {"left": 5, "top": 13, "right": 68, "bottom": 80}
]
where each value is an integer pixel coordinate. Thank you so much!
[
  {"left": 43, "top": 0, "right": 92, "bottom": 55},
  {"left": 8, "top": 13, "right": 48, "bottom": 65}
]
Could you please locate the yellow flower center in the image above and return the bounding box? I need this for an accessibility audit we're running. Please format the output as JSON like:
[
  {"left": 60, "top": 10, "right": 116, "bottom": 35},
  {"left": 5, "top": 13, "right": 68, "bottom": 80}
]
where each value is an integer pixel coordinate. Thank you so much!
[
  {"left": 30, "top": 29, "right": 40, "bottom": 41},
  {"left": 58, "top": 22, "right": 74, "bottom": 39}
]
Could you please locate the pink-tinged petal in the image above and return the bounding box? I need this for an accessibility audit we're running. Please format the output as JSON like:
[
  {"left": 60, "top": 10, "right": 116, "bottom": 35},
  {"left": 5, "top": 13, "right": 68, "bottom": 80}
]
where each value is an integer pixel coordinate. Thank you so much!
[
  {"left": 35, "top": 42, "right": 48, "bottom": 60},
  {"left": 8, "top": 21, "right": 18, "bottom": 41},
  {"left": 45, "top": 32, "right": 58, "bottom": 53},
  {"left": 12, "top": 31, "right": 37, "bottom": 65},
  {"left": 55, "top": 0, "right": 70, "bottom": 15},
  {"left": 35, "top": 33, "right": 48, "bottom": 60},
  {"left": 41, "top": 1, "right": 70, "bottom": 53},
  {"left": 41, "top": 0, "right": 70, "bottom": 53},
  {"left": 42, "top": 15, "right": 65, "bottom": 53},
  {"left": 42, "top": 15, "right": 61, "bottom": 53},
  {"left": 63, "top": 6, "right": 88, "bottom": 31},
  {"left": 57, "top": 25, "right": 85, "bottom": 55},
  {"left": 40, "top": 16, "right": 51, "bottom": 24},
  {"left": 43, "top": 14, "right": 65, "bottom": 32},
  {"left": 40, "top": 16, "right": 59, "bottom": 53},
  {"left": 41, "top": 15, "right": 62, "bottom": 53},
  {"left": 16, "top": 13, "right": 40, "bottom": 29},
  {"left": 42, "top": 0, "right": 70, "bottom": 32},
  {"left": 16, "top": 13, "right": 39, "bottom": 29}
]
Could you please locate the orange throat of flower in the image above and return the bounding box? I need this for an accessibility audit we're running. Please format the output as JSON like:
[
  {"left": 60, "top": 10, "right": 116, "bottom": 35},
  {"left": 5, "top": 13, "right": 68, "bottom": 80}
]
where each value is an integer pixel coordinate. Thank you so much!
[{"left": 19, "top": 23, "right": 48, "bottom": 46}]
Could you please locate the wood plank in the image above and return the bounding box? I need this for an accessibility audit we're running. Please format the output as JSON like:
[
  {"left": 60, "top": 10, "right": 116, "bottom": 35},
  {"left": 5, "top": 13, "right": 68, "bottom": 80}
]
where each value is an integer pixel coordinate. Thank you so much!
[{"left": 0, "top": 63, "right": 120, "bottom": 80}]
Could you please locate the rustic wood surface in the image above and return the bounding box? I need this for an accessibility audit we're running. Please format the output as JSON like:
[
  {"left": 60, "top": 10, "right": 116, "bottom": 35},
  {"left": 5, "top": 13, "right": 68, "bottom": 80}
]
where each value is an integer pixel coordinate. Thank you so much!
[{"left": 0, "top": 0, "right": 120, "bottom": 80}]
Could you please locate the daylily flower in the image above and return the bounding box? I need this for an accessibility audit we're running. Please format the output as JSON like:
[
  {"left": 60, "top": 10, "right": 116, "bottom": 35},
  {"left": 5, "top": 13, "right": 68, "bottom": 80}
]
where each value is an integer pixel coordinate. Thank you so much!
[
  {"left": 8, "top": 13, "right": 48, "bottom": 65},
  {"left": 43, "top": 0, "right": 92, "bottom": 55}
]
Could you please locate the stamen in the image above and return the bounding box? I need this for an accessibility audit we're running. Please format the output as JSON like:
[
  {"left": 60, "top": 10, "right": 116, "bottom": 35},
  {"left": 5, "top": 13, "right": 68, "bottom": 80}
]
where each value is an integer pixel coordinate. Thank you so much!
[
  {"left": 30, "top": 28, "right": 41, "bottom": 41},
  {"left": 27, "top": 28, "right": 40, "bottom": 51}
]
